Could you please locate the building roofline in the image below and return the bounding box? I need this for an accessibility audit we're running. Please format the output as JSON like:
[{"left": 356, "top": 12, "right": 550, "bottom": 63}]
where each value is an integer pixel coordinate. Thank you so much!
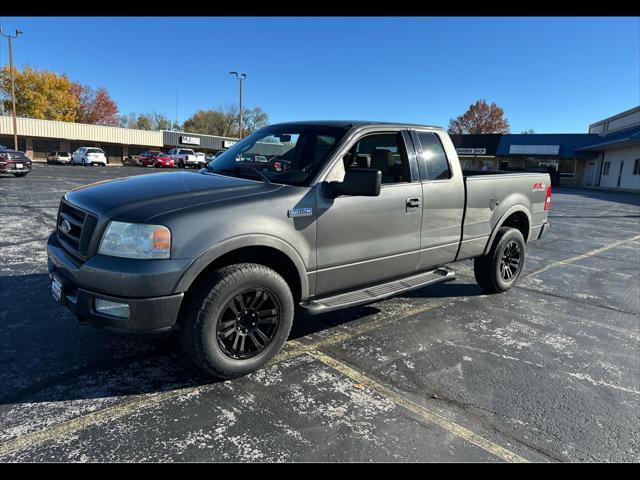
[{"left": 588, "top": 105, "right": 640, "bottom": 129}]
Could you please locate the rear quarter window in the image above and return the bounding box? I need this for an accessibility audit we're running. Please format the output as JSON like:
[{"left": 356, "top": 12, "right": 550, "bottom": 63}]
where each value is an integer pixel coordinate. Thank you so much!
[{"left": 417, "top": 132, "right": 452, "bottom": 180}]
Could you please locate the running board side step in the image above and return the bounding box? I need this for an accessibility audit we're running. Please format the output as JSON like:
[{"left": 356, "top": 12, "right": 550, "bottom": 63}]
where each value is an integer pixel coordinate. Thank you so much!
[{"left": 301, "top": 267, "right": 455, "bottom": 315}]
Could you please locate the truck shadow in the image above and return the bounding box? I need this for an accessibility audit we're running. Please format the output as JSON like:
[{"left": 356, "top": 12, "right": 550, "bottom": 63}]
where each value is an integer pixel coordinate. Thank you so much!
[{"left": 0, "top": 273, "right": 483, "bottom": 407}]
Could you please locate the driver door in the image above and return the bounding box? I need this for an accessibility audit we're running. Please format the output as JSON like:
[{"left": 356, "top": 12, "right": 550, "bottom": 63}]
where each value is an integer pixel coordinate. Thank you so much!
[{"left": 314, "top": 130, "right": 422, "bottom": 296}]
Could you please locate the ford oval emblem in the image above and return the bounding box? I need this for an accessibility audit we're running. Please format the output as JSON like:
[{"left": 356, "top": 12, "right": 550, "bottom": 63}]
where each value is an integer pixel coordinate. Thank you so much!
[{"left": 60, "top": 219, "right": 72, "bottom": 235}]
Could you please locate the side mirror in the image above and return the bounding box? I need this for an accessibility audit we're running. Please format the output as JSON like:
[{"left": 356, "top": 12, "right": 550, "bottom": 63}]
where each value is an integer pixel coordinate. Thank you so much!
[{"left": 329, "top": 168, "right": 381, "bottom": 198}]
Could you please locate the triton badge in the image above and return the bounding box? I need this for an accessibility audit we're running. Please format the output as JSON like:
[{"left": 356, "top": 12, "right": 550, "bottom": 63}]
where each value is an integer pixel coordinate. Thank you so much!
[{"left": 288, "top": 207, "right": 313, "bottom": 218}]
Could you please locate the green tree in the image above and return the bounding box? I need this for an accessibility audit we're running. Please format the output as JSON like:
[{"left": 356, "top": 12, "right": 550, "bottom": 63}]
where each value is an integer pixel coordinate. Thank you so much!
[{"left": 0, "top": 66, "right": 77, "bottom": 121}]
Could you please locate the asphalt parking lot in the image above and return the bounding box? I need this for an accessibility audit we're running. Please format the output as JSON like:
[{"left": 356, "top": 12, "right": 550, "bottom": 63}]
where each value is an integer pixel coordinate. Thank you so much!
[{"left": 0, "top": 163, "right": 638, "bottom": 462}]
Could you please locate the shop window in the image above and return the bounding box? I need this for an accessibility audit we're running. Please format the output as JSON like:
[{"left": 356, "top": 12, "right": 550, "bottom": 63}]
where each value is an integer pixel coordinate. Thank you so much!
[
  {"left": 559, "top": 159, "right": 576, "bottom": 178},
  {"left": 603, "top": 161, "right": 611, "bottom": 176},
  {"left": 633, "top": 159, "right": 639, "bottom": 175},
  {"left": 33, "top": 139, "right": 61, "bottom": 159}
]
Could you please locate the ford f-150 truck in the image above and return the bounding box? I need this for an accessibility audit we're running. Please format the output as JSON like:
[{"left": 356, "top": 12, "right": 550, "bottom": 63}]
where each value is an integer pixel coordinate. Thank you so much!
[{"left": 47, "top": 121, "right": 551, "bottom": 378}]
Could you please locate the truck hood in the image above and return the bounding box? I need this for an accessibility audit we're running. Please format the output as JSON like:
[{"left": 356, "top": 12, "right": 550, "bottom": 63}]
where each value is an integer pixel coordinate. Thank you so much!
[{"left": 66, "top": 171, "right": 282, "bottom": 222}]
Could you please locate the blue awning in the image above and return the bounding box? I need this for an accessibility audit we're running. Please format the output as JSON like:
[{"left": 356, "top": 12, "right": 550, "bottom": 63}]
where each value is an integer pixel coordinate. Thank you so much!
[{"left": 576, "top": 126, "right": 640, "bottom": 151}]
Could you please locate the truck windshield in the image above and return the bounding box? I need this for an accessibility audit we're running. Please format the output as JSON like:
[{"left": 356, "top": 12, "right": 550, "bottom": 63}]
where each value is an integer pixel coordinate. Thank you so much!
[{"left": 205, "top": 125, "right": 348, "bottom": 186}]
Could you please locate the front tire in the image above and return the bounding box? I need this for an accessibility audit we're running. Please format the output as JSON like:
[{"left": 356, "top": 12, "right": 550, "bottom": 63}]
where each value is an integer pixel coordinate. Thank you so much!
[
  {"left": 474, "top": 227, "right": 525, "bottom": 293},
  {"left": 181, "top": 263, "right": 294, "bottom": 379}
]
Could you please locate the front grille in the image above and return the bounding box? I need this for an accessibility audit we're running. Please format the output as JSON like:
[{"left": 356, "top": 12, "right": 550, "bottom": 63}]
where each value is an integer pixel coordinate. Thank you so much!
[{"left": 57, "top": 200, "right": 98, "bottom": 261}]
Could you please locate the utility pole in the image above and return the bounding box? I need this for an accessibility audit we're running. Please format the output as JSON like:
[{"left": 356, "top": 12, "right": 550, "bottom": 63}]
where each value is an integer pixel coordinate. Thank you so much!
[
  {"left": 229, "top": 71, "right": 246, "bottom": 139},
  {"left": 0, "top": 27, "right": 22, "bottom": 150}
]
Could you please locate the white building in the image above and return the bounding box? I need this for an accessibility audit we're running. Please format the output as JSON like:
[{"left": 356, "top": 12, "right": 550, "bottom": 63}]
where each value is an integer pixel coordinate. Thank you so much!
[
  {"left": 0, "top": 115, "right": 237, "bottom": 163},
  {"left": 577, "top": 106, "right": 640, "bottom": 192}
]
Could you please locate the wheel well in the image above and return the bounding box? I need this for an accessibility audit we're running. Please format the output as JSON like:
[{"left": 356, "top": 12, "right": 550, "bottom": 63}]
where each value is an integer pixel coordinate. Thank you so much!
[
  {"left": 178, "top": 246, "right": 302, "bottom": 324},
  {"left": 501, "top": 211, "right": 530, "bottom": 242}
]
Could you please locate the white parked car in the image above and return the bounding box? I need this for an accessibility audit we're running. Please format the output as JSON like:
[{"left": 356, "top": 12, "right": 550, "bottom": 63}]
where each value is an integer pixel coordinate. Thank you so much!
[
  {"left": 71, "top": 147, "right": 107, "bottom": 166},
  {"left": 168, "top": 148, "right": 198, "bottom": 168},
  {"left": 194, "top": 152, "right": 208, "bottom": 167}
]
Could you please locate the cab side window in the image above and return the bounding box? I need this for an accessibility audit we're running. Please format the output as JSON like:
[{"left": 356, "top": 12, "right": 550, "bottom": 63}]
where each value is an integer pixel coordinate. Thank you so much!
[
  {"left": 342, "top": 132, "right": 411, "bottom": 185},
  {"left": 417, "top": 132, "right": 451, "bottom": 180}
]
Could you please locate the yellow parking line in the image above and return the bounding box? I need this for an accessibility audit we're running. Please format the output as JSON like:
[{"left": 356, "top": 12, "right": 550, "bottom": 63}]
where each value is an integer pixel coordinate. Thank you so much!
[
  {"left": 527, "top": 234, "right": 640, "bottom": 278},
  {"left": 0, "top": 298, "right": 457, "bottom": 458},
  {"left": 307, "top": 349, "right": 528, "bottom": 463},
  {"left": 0, "top": 387, "right": 201, "bottom": 458}
]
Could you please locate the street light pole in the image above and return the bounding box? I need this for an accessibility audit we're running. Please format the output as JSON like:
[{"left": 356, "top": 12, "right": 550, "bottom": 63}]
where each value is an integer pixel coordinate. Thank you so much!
[
  {"left": 229, "top": 71, "right": 246, "bottom": 139},
  {"left": 0, "top": 27, "right": 23, "bottom": 151}
]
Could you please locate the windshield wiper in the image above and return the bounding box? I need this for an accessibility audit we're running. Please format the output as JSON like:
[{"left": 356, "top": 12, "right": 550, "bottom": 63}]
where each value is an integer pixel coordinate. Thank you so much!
[{"left": 217, "top": 166, "right": 271, "bottom": 184}]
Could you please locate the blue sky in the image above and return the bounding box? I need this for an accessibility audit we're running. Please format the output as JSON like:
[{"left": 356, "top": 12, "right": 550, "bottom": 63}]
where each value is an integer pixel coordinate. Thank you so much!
[{"left": 0, "top": 16, "right": 638, "bottom": 133}]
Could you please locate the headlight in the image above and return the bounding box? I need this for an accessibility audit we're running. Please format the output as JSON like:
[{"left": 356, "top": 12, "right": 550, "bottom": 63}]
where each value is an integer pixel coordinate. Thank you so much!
[{"left": 98, "top": 221, "right": 171, "bottom": 259}]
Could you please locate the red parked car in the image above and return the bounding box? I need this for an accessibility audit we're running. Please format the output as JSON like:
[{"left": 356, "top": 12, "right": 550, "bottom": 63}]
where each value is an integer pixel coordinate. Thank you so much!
[{"left": 139, "top": 150, "right": 176, "bottom": 168}]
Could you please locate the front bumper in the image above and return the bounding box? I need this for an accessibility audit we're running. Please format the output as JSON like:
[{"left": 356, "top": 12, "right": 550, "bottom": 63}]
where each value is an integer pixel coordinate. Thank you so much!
[{"left": 47, "top": 233, "right": 189, "bottom": 334}]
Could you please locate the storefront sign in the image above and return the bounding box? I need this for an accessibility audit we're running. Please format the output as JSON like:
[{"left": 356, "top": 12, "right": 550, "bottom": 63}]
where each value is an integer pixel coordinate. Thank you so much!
[
  {"left": 222, "top": 140, "right": 237, "bottom": 148},
  {"left": 509, "top": 145, "right": 559, "bottom": 155},
  {"left": 456, "top": 148, "right": 487, "bottom": 155},
  {"left": 180, "top": 135, "right": 201, "bottom": 146}
]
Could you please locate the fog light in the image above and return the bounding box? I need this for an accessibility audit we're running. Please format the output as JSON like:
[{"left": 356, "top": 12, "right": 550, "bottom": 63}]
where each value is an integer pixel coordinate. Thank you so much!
[{"left": 94, "top": 298, "right": 130, "bottom": 319}]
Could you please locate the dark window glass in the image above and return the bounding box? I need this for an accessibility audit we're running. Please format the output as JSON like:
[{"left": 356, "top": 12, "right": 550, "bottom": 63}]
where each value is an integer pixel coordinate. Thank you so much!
[
  {"left": 342, "top": 132, "right": 411, "bottom": 184},
  {"left": 603, "top": 161, "right": 611, "bottom": 176},
  {"left": 417, "top": 132, "right": 451, "bottom": 180},
  {"left": 633, "top": 158, "right": 639, "bottom": 175},
  {"left": 207, "top": 125, "right": 348, "bottom": 186}
]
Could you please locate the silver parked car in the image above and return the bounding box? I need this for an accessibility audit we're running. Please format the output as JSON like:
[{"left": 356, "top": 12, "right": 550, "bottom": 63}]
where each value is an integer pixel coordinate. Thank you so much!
[{"left": 46, "top": 151, "right": 71, "bottom": 164}]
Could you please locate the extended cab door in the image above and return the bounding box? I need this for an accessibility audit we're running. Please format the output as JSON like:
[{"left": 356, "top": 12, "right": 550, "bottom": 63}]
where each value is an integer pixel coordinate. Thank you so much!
[
  {"left": 314, "top": 129, "right": 423, "bottom": 296},
  {"left": 410, "top": 130, "right": 465, "bottom": 270}
]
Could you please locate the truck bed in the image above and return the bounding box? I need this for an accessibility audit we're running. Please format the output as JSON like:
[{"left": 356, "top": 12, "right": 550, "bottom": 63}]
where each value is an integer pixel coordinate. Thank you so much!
[{"left": 456, "top": 171, "right": 551, "bottom": 261}]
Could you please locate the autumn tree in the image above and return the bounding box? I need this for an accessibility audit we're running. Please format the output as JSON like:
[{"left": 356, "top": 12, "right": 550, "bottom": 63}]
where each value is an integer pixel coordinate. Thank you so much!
[
  {"left": 71, "top": 83, "right": 119, "bottom": 126},
  {"left": 183, "top": 108, "right": 236, "bottom": 137},
  {"left": 0, "top": 66, "right": 77, "bottom": 121},
  {"left": 243, "top": 107, "right": 269, "bottom": 136},
  {"left": 183, "top": 103, "right": 269, "bottom": 137},
  {"left": 447, "top": 99, "right": 510, "bottom": 135}
]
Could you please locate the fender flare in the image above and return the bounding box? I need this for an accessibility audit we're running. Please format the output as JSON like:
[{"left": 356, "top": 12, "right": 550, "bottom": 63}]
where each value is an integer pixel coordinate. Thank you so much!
[
  {"left": 482, "top": 205, "right": 532, "bottom": 256},
  {"left": 174, "top": 234, "right": 310, "bottom": 299}
]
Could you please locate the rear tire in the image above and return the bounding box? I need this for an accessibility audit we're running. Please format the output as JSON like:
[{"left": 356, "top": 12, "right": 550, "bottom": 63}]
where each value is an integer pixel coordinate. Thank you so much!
[
  {"left": 181, "top": 263, "right": 294, "bottom": 379},
  {"left": 474, "top": 227, "right": 525, "bottom": 293}
]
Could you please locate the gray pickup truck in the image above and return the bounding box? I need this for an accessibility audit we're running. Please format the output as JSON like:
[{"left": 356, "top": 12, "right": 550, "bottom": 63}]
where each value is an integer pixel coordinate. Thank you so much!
[{"left": 47, "top": 121, "right": 551, "bottom": 378}]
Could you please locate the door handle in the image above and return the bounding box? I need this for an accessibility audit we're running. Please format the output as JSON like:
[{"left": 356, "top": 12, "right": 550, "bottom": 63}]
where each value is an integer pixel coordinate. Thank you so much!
[{"left": 406, "top": 197, "right": 421, "bottom": 209}]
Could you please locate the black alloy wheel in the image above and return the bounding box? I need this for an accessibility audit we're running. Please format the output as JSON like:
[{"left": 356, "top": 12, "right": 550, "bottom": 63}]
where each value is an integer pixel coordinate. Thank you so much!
[
  {"left": 499, "top": 240, "right": 522, "bottom": 281},
  {"left": 216, "top": 288, "right": 280, "bottom": 359}
]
